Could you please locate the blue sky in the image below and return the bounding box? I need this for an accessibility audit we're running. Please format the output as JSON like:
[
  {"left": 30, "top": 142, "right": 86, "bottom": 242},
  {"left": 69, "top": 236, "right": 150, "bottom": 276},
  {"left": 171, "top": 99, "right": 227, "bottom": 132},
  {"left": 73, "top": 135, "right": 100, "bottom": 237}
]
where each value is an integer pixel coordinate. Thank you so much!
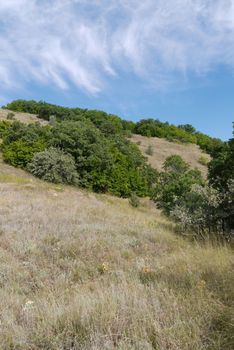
[{"left": 0, "top": 0, "right": 234, "bottom": 140}]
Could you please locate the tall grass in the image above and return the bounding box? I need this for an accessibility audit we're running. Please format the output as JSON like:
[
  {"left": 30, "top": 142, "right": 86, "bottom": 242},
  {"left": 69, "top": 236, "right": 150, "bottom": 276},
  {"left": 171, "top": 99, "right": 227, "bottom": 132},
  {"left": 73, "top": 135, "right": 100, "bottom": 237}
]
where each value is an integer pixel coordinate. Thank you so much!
[{"left": 0, "top": 176, "right": 233, "bottom": 349}]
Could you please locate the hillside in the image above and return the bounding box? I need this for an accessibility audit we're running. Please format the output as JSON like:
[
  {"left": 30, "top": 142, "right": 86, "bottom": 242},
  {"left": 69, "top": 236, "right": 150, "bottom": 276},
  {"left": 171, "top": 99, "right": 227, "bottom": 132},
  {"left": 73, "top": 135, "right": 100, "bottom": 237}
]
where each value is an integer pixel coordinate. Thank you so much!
[
  {"left": 0, "top": 108, "right": 209, "bottom": 176},
  {"left": 0, "top": 108, "right": 47, "bottom": 126},
  {"left": 0, "top": 106, "right": 233, "bottom": 349},
  {"left": 131, "top": 134, "right": 210, "bottom": 176},
  {"left": 0, "top": 156, "right": 233, "bottom": 349}
]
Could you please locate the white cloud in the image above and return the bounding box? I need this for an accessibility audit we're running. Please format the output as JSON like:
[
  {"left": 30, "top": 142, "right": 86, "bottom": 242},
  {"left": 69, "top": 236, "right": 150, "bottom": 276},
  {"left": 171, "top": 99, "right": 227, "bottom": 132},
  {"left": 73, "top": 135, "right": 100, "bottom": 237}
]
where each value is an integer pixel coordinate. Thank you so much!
[{"left": 0, "top": 0, "right": 234, "bottom": 95}]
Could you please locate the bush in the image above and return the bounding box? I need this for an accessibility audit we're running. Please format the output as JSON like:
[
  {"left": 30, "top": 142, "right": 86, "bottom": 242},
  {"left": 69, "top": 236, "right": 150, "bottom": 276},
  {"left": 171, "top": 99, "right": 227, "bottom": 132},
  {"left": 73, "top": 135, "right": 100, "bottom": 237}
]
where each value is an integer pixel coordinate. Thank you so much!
[
  {"left": 0, "top": 121, "right": 11, "bottom": 138},
  {"left": 145, "top": 145, "right": 153, "bottom": 156},
  {"left": 129, "top": 193, "right": 140, "bottom": 208},
  {"left": 49, "top": 115, "right": 56, "bottom": 126},
  {"left": 171, "top": 184, "right": 221, "bottom": 236},
  {"left": 7, "top": 112, "right": 15, "bottom": 120},
  {"left": 208, "top": 134, "right": 234, "bottom": 191},
  {"left": 27, "top": 148, "right": 79, "bottom": 185},
  {"left": 163, "top": 155, "right": 189, "bottom": 174},
  {"left": 2, "top": 139, "right": 46, "bottom": 168},
  {"left": 198, "top": 155, "right": 209, "bottom": 166},
  {"left": 152, "top": 155, "right": 204, "bottom": 214},
  {"left": 171, "top": 181, "right": 234, "bottom": 240}
]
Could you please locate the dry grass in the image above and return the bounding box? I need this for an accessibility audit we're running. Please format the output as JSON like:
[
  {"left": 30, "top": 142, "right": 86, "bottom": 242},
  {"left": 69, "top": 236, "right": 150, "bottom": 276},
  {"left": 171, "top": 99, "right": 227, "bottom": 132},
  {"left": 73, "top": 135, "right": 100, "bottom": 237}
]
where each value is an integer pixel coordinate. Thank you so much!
[
  {"left": 131, "top": 134, "right": 210, "bottom": 176},
  {"left": 0, "top": 108, "right": 48, "bottom": 126},
  {"left": 0, "top": 162, "right": 233, "bottom": 349}
]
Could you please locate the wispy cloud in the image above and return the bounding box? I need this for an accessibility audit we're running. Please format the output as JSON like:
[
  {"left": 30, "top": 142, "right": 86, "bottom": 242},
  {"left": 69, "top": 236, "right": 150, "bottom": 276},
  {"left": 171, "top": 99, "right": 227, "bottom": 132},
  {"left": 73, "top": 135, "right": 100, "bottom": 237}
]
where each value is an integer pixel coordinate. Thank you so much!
[{"left": 0, "top": 0, "right": 234, "bottom": 95}]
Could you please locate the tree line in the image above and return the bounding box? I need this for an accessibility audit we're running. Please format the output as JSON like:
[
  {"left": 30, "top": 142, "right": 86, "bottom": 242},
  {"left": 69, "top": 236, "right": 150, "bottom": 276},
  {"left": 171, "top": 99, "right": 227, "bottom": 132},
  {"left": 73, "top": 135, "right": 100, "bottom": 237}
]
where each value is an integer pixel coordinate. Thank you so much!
[
  {"left": 3, "top": 100, "right": 223, "bottom": 154},
  {"left": 0, "top": 119, "right": 158, "bottom": 198}
]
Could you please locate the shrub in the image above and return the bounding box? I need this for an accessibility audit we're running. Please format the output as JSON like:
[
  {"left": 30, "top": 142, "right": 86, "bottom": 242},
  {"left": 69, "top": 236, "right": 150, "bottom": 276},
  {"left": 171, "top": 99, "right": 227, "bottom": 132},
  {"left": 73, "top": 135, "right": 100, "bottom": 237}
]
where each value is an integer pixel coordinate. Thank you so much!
[
  {"left": 171, "top": 184, "right": 221, "bottom": 236},
  {"left": 163, "top": 155, "right": 189, "bottom": 174},
  {"left": 7, "top": 112, "right": 15, "bottom": 120},
  {"left": 129, "top": 193, "right": 140, "bottom": 208},
  {"left": 170, "top": 177, "right": 234, "bottom": 240},
  {"left": 49, "top": 115, "right": 56, "bottom": 126},
  {"left": 27, "top": 148, "right": 79, "bottom": 185},
  {"left": 152, "top": 155, "right": 204, "bottom": 214},
  {"left": 198, "top": 155, "right": 209, "bottom": 166},
  {"left": 2, "top": 139, "right": 46, "bottom": 168},
  {"left": 208, "top": 133, "right": 234, "bottom": 191},
  {"left": 0, "top": 121, "right": 11, "bottom": 138},
  {"left": 145, "top": 145, "right": 153, "bottom": 156}
]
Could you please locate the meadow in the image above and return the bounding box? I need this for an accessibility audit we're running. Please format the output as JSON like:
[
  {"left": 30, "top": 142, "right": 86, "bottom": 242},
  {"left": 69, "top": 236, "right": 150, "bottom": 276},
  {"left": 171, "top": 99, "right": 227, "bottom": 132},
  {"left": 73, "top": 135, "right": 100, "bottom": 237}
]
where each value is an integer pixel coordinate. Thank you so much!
[{"left": 0, "top": 157, "right": 233, "bottom": 349}]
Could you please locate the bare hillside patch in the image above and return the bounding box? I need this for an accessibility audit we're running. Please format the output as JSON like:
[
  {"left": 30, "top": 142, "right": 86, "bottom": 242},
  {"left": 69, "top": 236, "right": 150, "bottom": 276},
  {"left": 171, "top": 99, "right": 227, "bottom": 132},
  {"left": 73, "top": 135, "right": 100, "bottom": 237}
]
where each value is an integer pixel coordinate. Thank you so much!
[
  {"left": 131, "top": 134, "right": 210, "bottom": 176},
  {"left": 0, "top": 108, "right": 48, "bottom": 125}
]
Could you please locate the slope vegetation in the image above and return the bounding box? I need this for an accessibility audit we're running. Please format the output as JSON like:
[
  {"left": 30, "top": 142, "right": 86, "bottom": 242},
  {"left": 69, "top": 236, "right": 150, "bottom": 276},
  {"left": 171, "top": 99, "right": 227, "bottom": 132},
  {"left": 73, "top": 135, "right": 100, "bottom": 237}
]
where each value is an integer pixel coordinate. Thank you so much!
[
  {"left": 0, "top": 108, "right": 209, "bottom": 176},
  {"left": 0, "top": 157, "right": 233, "bottom": 349}
]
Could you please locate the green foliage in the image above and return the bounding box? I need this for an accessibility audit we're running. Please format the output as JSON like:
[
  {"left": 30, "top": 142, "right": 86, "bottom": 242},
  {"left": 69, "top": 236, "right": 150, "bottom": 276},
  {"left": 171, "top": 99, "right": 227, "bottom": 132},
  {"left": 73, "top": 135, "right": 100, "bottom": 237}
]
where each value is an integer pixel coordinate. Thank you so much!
[
  {"left": 152, "top": 155, "right": 204, "bottom": 215},
  {"left": 163, "top": 154, "right": 189, "bottom": 174},
  {"left": 0, "top": 120, "right": 11, "bottom": 138},
  {"left": 80, "top": 110, "right": 124, "bottom": 136},
  {"left": 4, "top": 100, "right": 223, "bottom": 154},
  {"left": 134, "top": 119, "right": 198, "bottom": 143},
  {"left": 2, "top": 121, "right": 51, "bottom": 146},
  {"left": 3, "top": 100, "right": 132, "bottom": 136},
  {"left": 49, "top": 120, "right": 113, "bottom": 190},
  {"left": 121, "top": 120, "right": 135, "bottom": 133},
  {"left": 198, "top": 155, "right": 209, "bottom": 166},
  {"left": 129, "top": 193, "right": 140, "bottom": 208},
  {"left": 49, "top": 121, "right": 154, "bottom": 196},
  {"left": 2, "top": 139, "right": 46, "bottom": 168},
  {"left": 208, "top": 130, "right": 234, "bottom": 191},
  {"left": 134, "top": 118, "right": 223, "bottom": 154},
  {"left": 178, "top": 124, "right": 196, "bottom": 134},
  {"left": 171, "top": 181, "right": 234, "bottom": 239},
  {"left": 162, "top": 126, "right": 234, "bottom": 239},
  {"left": 1, "top": 121, "right": 50, "bottom": 168},
  {"left": 27, "top": 148, "right": 79, "bottom": 185},
  {"left": 1, "top": 118, "right": 157, "bottom": 197}
]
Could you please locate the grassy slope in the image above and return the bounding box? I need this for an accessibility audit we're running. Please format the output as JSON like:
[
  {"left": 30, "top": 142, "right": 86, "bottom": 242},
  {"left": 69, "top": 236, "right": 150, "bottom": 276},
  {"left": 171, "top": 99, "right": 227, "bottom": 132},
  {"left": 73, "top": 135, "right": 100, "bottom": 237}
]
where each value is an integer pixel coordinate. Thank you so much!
[
  {"left": 0, "top": 153, "right": 233, "bottom": 349},
  {"left": 0, "top": 110, "right": 233, "bottom": 349},
  {"left": 0, "top": 108, "right": 48, "bottom": 126},
  {"left": 131, "top": 134, "right": 210, "bottom": 177}
]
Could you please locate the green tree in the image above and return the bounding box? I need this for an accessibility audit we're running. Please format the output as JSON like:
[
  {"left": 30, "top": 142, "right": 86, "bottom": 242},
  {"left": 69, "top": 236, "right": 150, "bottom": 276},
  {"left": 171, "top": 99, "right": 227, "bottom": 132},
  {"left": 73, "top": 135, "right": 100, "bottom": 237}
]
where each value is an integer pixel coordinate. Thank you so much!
[
  {"left": 2, "top": 139, "right": 46, "bottom": 168},
  {"left": 152, "top": 155, "right": 203, "bottom": 214},
  {"left": 163, "top": 154, "right": 189, "bottom": 174},
  {"left": 208, "top": 132, "right": 234, "bottom": 190}
]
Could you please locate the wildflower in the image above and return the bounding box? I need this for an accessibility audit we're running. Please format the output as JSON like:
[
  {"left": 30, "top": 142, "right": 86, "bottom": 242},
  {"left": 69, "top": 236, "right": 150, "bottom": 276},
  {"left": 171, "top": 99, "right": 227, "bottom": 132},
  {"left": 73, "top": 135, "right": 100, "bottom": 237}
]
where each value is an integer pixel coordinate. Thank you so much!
[
  {"left": 197, "top": 279, "right": 206, "bottom": 290},
  {"left": 23, "top": 300, "right": 34, "bottom": 312},
  {"left": 98, "top": 262, "right": 109, "bottom": 274},
  {"left": 142, "top": 266, "right": 151, "bottom": 274}
]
